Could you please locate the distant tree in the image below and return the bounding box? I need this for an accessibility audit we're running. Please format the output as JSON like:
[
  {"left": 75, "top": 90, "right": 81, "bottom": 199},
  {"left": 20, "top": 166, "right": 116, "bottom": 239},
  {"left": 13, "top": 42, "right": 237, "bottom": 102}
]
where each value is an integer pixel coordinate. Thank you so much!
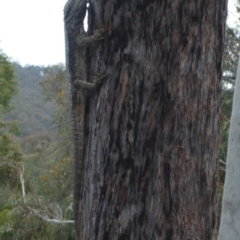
[
  {"left": 222, "top": 27, "right": 240, "bottom": 84},
  {"left": 0, "top": 50, "right": 18, "bottom": 112},
  {"left": 0, "top": 50, "right": 22, "bottom": 238},
  {"left": 0, "top": 60, "right": 74, "bottom": 239},
  {"left": 40, "top": 64, "right": 70, "bottom": 145},
  {"left": 0, "top": 49, "right": 19, "bottom": 188},
  {"left": 39, "top": 64, "right": 73, "bottom": 202},
  {"left": 6, "top": 63, "right": 54, "bottom": 138}
]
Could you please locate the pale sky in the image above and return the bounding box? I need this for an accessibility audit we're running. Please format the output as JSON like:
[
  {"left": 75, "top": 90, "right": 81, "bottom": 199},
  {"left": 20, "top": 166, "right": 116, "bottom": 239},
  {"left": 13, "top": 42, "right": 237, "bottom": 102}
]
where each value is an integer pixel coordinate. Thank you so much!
[
  {"left": 0, "top": 0, "right": 238, "bottom": 67},
  {"left": 0, "top": 0, "right": 66, "bottom": 66}
]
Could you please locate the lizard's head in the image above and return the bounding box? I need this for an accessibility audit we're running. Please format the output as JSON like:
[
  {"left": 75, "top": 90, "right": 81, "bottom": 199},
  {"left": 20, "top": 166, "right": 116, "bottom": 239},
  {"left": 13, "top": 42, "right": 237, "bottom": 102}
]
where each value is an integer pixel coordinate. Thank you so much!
[{"left": 64, "top": 0, "right": 87, "bottom": 29}]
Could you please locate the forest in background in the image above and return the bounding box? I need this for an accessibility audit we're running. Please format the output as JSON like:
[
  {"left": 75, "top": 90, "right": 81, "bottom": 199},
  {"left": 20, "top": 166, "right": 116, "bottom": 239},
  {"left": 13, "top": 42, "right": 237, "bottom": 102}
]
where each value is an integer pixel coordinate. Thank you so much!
[
  {"left": 0, "top": 3, "right": 240, "bottom": 239},
  {"left": 0, "top": 60, "right": 74, "bottom": 239},
  {"left": 6, "top": 64, "right": 54, "bottom": 138}
]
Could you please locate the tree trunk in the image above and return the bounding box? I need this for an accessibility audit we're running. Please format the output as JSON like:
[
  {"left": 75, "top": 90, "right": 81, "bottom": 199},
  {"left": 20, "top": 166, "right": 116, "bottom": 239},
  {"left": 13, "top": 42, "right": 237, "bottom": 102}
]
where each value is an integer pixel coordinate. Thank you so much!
[
  {"left": 80, "top": 1, "right": 227, "bottom": 239},
  {"left": 218, "top": 55, "right": 240, "bottom": 240}
]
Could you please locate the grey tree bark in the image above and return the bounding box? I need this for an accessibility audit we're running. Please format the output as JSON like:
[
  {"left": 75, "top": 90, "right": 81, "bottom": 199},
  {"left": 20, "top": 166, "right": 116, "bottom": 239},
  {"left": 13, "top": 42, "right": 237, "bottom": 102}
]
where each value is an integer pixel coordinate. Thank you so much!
[
  {"left": 218, "top": 54, "right": 240, "bottom": 240},
  {"left": 78, "top": 1, "right": 227, "bottom": 239}
]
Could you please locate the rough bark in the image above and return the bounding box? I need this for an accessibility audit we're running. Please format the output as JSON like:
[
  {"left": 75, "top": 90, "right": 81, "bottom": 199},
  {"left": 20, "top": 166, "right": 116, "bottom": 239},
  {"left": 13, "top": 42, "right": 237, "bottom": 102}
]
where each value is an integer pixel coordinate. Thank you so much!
[
  {"left": 80, "top": 1, "right": 227, "bottom": 239},
  {"left": 218, "top": 55, "right": 240, "bottom": 239}
]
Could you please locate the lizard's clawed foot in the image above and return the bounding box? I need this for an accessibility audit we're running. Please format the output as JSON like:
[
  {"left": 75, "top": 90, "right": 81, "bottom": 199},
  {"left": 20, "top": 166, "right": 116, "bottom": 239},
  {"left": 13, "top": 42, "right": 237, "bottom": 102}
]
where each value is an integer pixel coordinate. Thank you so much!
[
  {"left": 94, "top": 28, "right": 107, "bottom": 39},
  {"left": 93, "top": 72, "right": 109, "bottom": 87}
]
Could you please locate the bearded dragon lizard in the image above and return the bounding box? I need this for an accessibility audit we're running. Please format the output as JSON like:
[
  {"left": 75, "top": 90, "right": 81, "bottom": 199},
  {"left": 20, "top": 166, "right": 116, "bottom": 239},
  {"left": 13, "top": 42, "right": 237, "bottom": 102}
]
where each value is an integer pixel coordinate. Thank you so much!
[{"left": 64, "top": 0, "right": 107, "bottom": 238}]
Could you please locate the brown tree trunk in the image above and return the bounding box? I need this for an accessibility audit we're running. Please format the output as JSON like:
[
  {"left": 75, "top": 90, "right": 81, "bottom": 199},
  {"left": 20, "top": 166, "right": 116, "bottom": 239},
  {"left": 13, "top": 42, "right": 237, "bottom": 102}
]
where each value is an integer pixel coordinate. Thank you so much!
[{"left": 80, "top": 0, "right": 227, "bottom": 239}]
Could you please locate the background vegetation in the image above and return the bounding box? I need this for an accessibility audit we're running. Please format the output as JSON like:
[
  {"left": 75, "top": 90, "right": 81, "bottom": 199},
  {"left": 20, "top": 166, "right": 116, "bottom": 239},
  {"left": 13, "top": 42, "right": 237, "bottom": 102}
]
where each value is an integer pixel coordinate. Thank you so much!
[
  {"left": 0, "top": 55, "right": 74, "bottom": 239},
  {"left": 0, "top": 1, "right": 240, "bottom": 238}
]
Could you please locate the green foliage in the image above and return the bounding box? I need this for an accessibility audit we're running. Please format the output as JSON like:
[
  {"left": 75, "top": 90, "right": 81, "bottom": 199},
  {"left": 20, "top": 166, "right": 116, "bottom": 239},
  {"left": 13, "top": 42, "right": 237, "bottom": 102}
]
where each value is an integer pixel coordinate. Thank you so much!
[
  {"left": 223, "top": 27, "right": 240, "bottom": 79},
  {"left": 39, "top": 154, "right": 73, "bottom": 202},
  {"left": 36, "top": 64, "right": 73, "bottom": 205},
  {"left": 0, "top": 50, "right": 21, "bottom": 189},
  {"left": 0, "top": 51, "right": 18, "bottom": 113},
  {"left": 0, "top": 213, "right": 74, "bottom": 240},
  {"left": 0, "top": 132, "right": 22, "bottom": 188},
  {"left": 0, "top": 193, "right": 74, "bottom": 240},
  {"left": 5, "top": 63, "right": 55, "bottom": 138},
  {"left": 0, "top": 58, "right": 74, "bottom": 238},
  {"left": 20, "top": 132, "right": 52, "bottom": 154},
  {"left": 40, "top": 64, "right": 67, "bottom": 102},
  {"left": 220, "top": 89, "right": 233, "bottom": 165},
  {"left": 40, "top": 64, "right": 70, "bottom": 143},
  {"left": 217, "top": 88, "right": 232, "bottom": 225},
  {"left": 0, "top": 204, "right": 11, "bottom": 227}
]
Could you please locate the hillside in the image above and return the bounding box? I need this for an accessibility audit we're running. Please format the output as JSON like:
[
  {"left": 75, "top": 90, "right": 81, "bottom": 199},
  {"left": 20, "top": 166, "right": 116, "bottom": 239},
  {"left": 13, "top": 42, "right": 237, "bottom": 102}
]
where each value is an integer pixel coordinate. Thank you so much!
[{"left": 5, "top": 63, "right": 56, "bottom": 140}]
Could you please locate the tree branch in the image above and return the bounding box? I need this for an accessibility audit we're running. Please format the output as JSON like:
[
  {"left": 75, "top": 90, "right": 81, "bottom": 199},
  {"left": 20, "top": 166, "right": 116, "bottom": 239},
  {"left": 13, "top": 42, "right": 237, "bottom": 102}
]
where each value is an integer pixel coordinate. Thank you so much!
[
  {"left": 222, "top": 76, "right": 236, "bottom": 85},
  {"left": 19, "top": 166, "right": 74, "bottom": 224}
]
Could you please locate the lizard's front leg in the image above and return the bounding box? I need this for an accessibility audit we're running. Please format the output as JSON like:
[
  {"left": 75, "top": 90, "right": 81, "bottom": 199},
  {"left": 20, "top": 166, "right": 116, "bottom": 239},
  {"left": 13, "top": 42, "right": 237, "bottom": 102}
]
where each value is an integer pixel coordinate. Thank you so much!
[
  {"left": 76, "top": 28, "right": 107, "bottom": 47},
  {"left": 74, "top": 73, "right": 109, "bottom": 91}
]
